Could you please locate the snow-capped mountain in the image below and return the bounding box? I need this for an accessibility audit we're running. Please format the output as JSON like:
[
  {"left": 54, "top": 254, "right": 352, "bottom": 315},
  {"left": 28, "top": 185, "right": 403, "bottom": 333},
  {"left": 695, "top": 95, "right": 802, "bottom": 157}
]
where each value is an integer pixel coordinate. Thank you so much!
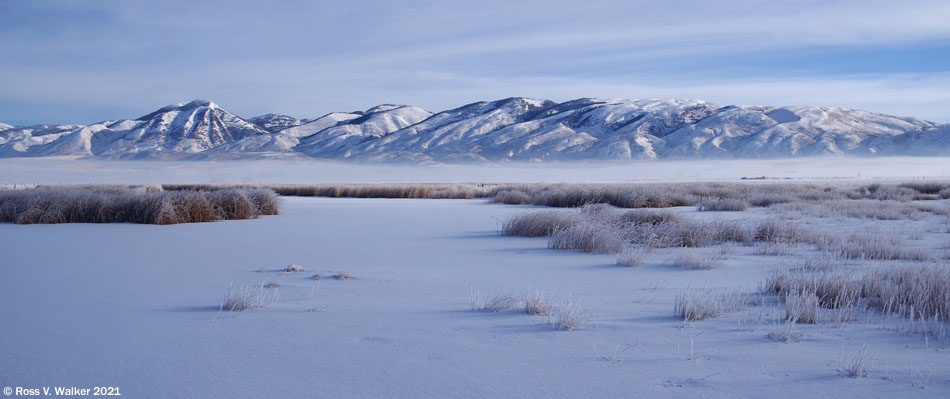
[
  {"left": 295, "top": 105, "right": 433, "bottom": 158},
  {"left": 0, "top": 124, "right": 86, "bottom": 157},
  {"left": 97, "top": 100, "right": 270, "bottom": 156},
  {"left": 247, "top": 114, "right": 301, "bottom": 133},
  {"left": 338, "top": 98, "right": 941, "bottom": 162},
  {"left": 0, "top": 100, "right": 271, "bottom": 158},
  {"left": 0, "top": 97, "right": 946, "bottom": 161}
]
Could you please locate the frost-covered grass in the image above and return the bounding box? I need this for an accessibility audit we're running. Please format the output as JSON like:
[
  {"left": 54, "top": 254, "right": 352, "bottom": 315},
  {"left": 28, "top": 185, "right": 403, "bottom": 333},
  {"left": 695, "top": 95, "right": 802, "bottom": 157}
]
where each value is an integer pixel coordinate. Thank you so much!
[
  {"left": 674, "top": 289, "right": 723, "bottom": 321},
  {"left": 470, "top": 291, "right": 520, "bottom": 312},
  {"left": 165, "top": 183, "right": 499, "bottom": 200},
  {"left": 548, "top": 221, "right": 627, "bottom": 254},
  {"left": 841, "top": 344, "right": 873, "bottom": 378},
  {"left": 502, "top": 203, "right": 805, "bottom": 253},
  {"left": 524, "top": 289, "right": 552, "bottom": 315},
  {"left": 814, "top": 232, "right": 929, "bottom": 261},
  {"left": 159, "top": 181, "right": 950, "bottom": 208},
  {"left": 862, "top": 264, "right": 950, "bottom": 322},
  {"left": 333, "top": 272, "right": 357, "bottom": 280},
  {"left": 501, "top": 210, "right": 580, "bottom": 237},
  {"left": 764, "top": 263, "right": 950, "bottom": 329},
  {"left": 0, "top": 186, "right": 279, "bottom": 224},
  {"left": 773, "top": 199, "right": 924, "bottom": 220},
  {"left": 698, "top": 199, "right": 748, "bottom": 212},
  {"left": 549, "top": 298, "right": 591, "bottom": 331},
  {"left": 785, "top": 292, "right": 820, "bottom": 324},
  {"left": 765, "top": 269, "right": 860, "bottom": 310},
  {"left": 221, "top": 282, "right": 267, "bottom": 311},
  {"left": 616, "top": 246, "right": 646, "bottom": 267},
  {"left": 668, "top": 252, "right": 719, "bottom": 270}
]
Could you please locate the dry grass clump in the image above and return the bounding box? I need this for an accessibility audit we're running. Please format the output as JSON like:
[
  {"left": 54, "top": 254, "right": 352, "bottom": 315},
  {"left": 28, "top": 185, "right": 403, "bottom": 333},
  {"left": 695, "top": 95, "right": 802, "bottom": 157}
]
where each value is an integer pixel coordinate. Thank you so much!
[
  {"left": 674, "top": 288, "right": 748, "bottom": 321},
  {"left": 503, "top": 204, "right": 811, "bottom": 255},
  {"left": 753, "top": 219, "right": 804, "bottom": 244},
  {"left": 814, "top": 232, "right": 928, "bottom": 261},
  {"left": 860, "top": 184, "right": 917, "bottom": 201},
  {"left": 767, "top": 319, "right": 804, "bottom": 343},
  {"left": 749, "top": 195, "right": 795, "bottom": 207},
  {"left": 333, "top": 272, "right": 357, "bottom": 280},
  {"left": 840, "top": 344, "right": 872, "bottom": 378},
  {"left": 753, "top": 242, "right": 793, "bottom": 256},
  {"left": 263, "top": 281, "right": 282, "bottom": 288},
  {"left": 284, "top": 264, "right": 305, "bottom": 273},
  {"left": 618, "top": 208, "right": 684, "bottom": 225},
  {"left": 491, "top": 183, "right": 700, "bottom": 208},
  {"left": 221, "top": 282, "right": 266, "bottom": 311},
  {"left": 861, "top": 264, "right": 950, "bottom": 322},
  {"left": 470, "top": 290, "right": 521, "bottom": 312},
  {"left": 798, "top": 255, "right": 842, "bottom": 272},
  {"left": 165, "top": 183, "right": 499, "bottom": 200},
  {"left": 774, "top": 199, "right": 922, "bottom": 220},
  {"left": 899, "top": 182, "right": 950, "bottom": 195},
  {"left": 501, "top": 210, "right": 580, "bottom": 237},
  {"left": 524, "top": 290, "right": 552, "bottom": 315},
  {"left": 668, "top": 252, "right": 719, "bottom": 270},
  {"left": 767, "top": 263, "right": 950, "bottom": 330},
  {"left": 674, "top": 289, "right": 723, "bottom": 321},
  {"left": 549, "top": 221, "right": 627, "bottom": 254},
  {"left": 697, "top": 199, "right": 748, "bottom": 212},
  {"left": 0, "top": 186, "right": 279, "bottom": 225},
  {"left": 765, "top": 269, "right": 860, "bottom": 310},
  {"left": 492, "top": 190, "right": 531, "bottom": 204},
  {"left": 35, "top": 184, "right": 165, "bottom": 194},
  {"left": 785, "top": 292, "right": 820, "bottom": 324},
  {"left": 549, "top": 298, "right": 591, "bottom": 331},
  {"left": 616, "top": 246, "right": 646, "bottom": 267}
]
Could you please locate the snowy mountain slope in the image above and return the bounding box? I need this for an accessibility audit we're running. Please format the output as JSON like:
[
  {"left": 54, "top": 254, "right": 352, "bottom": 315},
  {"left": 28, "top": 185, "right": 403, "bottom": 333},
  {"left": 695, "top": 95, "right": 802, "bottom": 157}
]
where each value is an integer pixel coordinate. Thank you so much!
[
  {"left": 212, "top": 105, "right": 432, "bottom": 155},
  {"left": 278, "top": 112, "right": 362, "bottom": 138},
  {"left": 866, "top": 124, "right": 950, "bottom": 156},
  {"left": 1, "top": 97, "right": 946, "bottom": 161},
  {"left": 659, "top": 106, "right": 939, "bottom": 158},
  {"left": 247, "top": 114, "right": 301, "bottom": 133},
  {"left": 345, "top": 98, "right": 941, "bottom": 162},
  {"left": 352, "top": 98, "right": 553, "bottom": 159},
  {"left": 0, "top": 124, "right": 85, "bottom": 157},
  {"left": 0, "top": 122, "right": 12, "bottom": 131},
  {"left": 95, "top": 100, "right": 270, "bottom": 157},
  {"left": 349, "top": 98, "right": 725, "bottom": 161},
  {"left": 295, "top": 105, "right": 433, "bottom": 158}
]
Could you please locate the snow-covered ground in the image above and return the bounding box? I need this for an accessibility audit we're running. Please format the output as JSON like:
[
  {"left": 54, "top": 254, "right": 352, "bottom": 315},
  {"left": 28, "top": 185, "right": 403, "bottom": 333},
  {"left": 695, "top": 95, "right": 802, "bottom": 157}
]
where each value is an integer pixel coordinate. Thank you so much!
[
  {"left": 1, "top": 196, "right": 948, "bottom": 398},
  {"left": 2, "top": 156, "right": 950, "bottom": 185}
]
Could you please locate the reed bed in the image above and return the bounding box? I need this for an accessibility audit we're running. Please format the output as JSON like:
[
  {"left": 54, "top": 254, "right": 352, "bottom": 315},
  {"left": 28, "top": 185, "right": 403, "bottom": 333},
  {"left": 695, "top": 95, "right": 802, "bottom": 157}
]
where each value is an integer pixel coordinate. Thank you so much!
[
  {"left": 0, "top": 186, "right": 279, "bottom": 225},
  {"left": 157, "top": 181, "right": 950, "bottom": 208}
]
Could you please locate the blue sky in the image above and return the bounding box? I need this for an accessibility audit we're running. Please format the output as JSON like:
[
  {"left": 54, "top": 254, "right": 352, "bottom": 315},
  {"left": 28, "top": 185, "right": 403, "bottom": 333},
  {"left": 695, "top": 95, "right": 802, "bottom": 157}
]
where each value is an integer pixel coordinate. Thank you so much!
[{"left": 1, "top": 0, "right": 948, "bottom": 125}]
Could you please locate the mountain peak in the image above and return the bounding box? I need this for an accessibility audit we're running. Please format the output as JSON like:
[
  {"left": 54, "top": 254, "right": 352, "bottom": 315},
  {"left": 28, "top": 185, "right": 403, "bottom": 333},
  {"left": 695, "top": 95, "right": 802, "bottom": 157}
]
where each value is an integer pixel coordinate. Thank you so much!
[
  {"left": 364, "top": 104, "right": 409, "bottom": 114},
  {"left": 140, "top": 100, "right": 219, "bottom": 120}
]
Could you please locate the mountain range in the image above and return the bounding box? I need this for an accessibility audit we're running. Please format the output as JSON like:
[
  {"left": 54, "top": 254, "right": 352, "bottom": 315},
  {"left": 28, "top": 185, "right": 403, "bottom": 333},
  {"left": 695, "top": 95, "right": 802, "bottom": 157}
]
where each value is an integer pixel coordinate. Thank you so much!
[{"left": 1, "top": 98, "right": 948, "bottom": 162}]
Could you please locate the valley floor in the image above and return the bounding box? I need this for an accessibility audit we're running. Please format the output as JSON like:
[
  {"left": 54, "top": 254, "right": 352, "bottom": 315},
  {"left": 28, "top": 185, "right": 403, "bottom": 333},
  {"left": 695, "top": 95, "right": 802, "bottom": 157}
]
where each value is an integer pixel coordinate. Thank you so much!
[{"left": 1, "top": 197, "right": 949, "bottom": 398}]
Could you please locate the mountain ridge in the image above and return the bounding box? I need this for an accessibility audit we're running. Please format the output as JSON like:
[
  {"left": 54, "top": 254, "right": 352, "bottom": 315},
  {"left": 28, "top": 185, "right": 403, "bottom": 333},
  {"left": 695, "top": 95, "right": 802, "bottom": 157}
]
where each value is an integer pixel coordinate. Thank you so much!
[{"left": 1, "top": 97, "right": 946, "bottom": 162}]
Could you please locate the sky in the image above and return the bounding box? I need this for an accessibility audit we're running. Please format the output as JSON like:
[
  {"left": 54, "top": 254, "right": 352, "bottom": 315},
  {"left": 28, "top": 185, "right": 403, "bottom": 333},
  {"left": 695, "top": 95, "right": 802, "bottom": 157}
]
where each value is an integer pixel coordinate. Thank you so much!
[{"left": 0, "top": 0, "right": 948, "bottom": 125}]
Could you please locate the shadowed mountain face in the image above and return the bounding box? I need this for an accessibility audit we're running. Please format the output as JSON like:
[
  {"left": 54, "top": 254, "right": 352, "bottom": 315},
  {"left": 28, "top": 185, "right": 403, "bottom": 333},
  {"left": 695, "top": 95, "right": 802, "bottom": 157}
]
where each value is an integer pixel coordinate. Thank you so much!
[{"left": 1, "top": 97, "right": 946, "bottom": 161}]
